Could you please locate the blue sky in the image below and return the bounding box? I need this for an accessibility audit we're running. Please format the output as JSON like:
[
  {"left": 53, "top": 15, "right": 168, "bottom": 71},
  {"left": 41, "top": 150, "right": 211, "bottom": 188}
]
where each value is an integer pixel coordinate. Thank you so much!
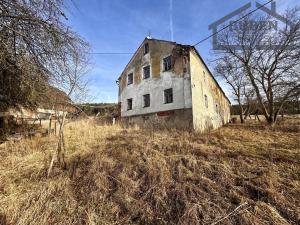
[{"left": 65, "top": 0, "right": 297, "bottom": 103}]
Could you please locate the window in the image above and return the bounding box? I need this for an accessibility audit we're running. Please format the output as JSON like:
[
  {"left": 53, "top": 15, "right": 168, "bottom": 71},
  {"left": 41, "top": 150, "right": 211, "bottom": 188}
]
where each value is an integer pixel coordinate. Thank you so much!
[
  {"left": 183, "top": 56, "right": 187, "bottom": 65},
  {"left": 216, "top": 104, "right": 218, "bottom": 113},
  {"left": 204, "top": 95, "right": 208, "bottom": 108},
  {"left": 164, "top": 88, "right": 173, "bottom": 104},
  {"left": 143, "top": 65, "right": 150, "bottom": 79},
  {"left": 0, "top": 117, "right": 4, "bottom": 128},
  {"left": 163, "top": 56, "right": 172, "bottom": 71},
  {"left": 203, "top": 71, "right": 206, "bottom": 81},
  {"left": 127, "top": 73, "right": 133, "bottom": 85},
  {"left": 143, "top": 94, "right": 150, "bottom": 107},
  {"left": 144, "top": 43, "right": 149, "bottom": 55},
  {"left": 127, "top": 98, "right": 133, "bottom": 110}
]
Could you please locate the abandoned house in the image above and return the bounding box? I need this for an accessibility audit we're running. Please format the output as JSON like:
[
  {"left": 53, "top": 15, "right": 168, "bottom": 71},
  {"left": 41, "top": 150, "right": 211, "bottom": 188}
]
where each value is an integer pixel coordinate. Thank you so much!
[
  {"left": 117, "top": 37, "right": 231, "bottom": 132},
  {"left": 0, "top": 86, "right": 77, "bottom": 133}
]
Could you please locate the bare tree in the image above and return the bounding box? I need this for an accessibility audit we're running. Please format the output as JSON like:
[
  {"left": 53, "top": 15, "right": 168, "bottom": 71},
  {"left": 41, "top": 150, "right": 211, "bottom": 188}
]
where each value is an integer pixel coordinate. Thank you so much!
[
  {"left": 0, "top": 0, "right": 90, "bottom": 109},
  {"left": 214, "top": 8, "right": 300, "bottom": 125},
  {"left": 47, "top": 55, "right": 89, "bottom": 176},
  {"left": 0, "top": 0, "right": 90, "bottom": 173},
  {"left": 215, "top": 56, "right": 250, "bottom": 123}
]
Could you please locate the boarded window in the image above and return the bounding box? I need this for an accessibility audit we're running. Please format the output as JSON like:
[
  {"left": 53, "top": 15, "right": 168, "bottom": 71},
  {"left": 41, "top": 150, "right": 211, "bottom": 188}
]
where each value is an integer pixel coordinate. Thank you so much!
[
  {"left": 127, "top": 73, "right": 133, "bottom": 85},
  {"left": 163, "top": 56, "right": 172, "bottom": 71},
  {"left": 164, "top": 88, "right": 173, "bottom": 104},
  {"left": 127, "top": 98, "right": 133, "bottom": 110},
  {"left": 143, "top": 65, "right": 150, "bottom": 79},
  {"left": 204, "top": 95, "right": 208, "bottom": 108},
  {"left": 143, "top": 94, "right": 150, "bottom": 107},
  {"left": 144, "top": 43, "right": 149, "bottom": 55}
]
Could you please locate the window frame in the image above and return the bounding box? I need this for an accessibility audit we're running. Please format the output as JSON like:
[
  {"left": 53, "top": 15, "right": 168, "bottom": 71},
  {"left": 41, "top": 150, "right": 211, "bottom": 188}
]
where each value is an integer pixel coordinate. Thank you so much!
[
  {"left": 127, "top": 73, "right": 133, "bottom": 85},
  {"left": 144, "top": 43, "right": 149, "bottom": 55},
  {"left": 164, "top": 88, "right": 173, "bottom": 104},
  {"left": 127, "top": 98, "right": 133, "bottom": 111},
  {"left": 143, "top": 65, "right": 151, "bottom": 79},
  {"left": 163, "top": 55, "right": 172, "bottom": 72},
  {"left": 143, "top": 94, "right": 150, "bottom": 108}
]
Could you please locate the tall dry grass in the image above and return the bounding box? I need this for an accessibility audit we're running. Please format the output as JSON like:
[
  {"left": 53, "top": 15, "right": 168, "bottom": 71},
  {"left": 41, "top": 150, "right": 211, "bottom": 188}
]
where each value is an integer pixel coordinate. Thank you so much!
[{"left": 0, "top": 118, "right": 299, "bottom": 225}]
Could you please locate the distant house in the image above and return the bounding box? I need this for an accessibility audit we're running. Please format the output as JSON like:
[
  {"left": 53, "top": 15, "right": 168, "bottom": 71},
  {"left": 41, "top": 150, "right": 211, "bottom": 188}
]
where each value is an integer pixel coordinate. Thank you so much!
[
  {"left": 117, "top": 37, "right": 231, "bottom": 132},
  {"left": 0, "top": 87, "right": 77, "bottom": 131}
]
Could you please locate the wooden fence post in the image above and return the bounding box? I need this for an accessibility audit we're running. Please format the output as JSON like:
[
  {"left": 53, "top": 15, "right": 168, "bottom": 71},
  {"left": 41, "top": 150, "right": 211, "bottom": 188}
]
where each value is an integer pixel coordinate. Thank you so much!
[{"left": 48, "top": 118, "right": 52, "bottom": 136}]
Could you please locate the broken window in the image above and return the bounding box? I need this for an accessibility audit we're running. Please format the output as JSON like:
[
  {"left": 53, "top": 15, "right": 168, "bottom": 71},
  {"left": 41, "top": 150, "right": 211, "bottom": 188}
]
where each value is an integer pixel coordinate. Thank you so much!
[
  {"left": 163, "top": 56, "right": 172, "bottom": 71},
  {"left": 204, "top": 95, "right": 208, "bottom": 108},
  {"left": 164, "top": 88, "right": 173, "bottom": 104},
  {"left": 143, "top": 65, "right": 150, "bottom": 79},
  {"left": 127, "top": 73, "right": 133, "bottom": 85},
  {"left": 144, "top": 43, "right": 149, "bottom": 55},
  {"left": 127, "top": 98, "right": 133, "bottom": 110},
  {"left": 143, "top": 94, "right": 150, "bottom": 107}
]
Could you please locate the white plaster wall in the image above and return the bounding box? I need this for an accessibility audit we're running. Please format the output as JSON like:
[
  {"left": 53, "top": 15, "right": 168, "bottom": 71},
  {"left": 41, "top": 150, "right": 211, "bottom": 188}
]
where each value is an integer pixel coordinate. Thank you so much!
[
  {"left": 120, "top": 71, "right": 192, "bottom": 117},
  {"left": 189, "top": 51, "right": 231, "bottom": 132}
]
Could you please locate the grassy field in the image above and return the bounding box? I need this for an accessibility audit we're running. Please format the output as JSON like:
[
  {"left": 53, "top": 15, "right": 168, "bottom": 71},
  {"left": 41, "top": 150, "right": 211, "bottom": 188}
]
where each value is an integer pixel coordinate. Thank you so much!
[{"left": 0, "top": 118, "right": 299, "bottom": 225}]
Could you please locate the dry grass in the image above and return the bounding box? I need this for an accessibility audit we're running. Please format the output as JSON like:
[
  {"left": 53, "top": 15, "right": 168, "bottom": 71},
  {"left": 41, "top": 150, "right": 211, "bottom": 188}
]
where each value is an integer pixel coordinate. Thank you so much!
[{"left": 0, "top": 118, "right": 299, "bottom": 225}]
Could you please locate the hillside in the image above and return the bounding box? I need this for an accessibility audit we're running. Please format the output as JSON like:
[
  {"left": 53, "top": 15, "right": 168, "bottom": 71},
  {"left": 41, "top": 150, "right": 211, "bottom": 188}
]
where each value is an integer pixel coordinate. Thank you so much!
[
  {"left": 78, "top": 103, "right": 118, "bottom": 117},
  {"left": 0, "top": 118, "right": 299, "bottom": 225}
]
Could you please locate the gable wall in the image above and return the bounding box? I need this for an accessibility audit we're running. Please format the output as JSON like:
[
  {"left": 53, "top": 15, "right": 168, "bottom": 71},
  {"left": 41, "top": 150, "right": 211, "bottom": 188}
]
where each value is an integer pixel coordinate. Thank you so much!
[
  {"left": 118, "top": 39, "right": 192, "bottom": 117},
  {"left": 189, "top": 50, "right": 230, "bottom": 132}
]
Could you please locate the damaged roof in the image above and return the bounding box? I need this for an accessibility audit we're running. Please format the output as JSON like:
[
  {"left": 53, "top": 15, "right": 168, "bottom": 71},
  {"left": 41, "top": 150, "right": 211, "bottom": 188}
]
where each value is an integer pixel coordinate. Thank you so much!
[{"left": 118, "top": 37, "right": 231, "bottom": 104}]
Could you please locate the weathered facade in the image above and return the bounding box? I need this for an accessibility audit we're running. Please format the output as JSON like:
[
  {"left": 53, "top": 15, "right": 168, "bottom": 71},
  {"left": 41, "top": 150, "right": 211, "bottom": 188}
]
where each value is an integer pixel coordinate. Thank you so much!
[{"left": 118, "top": 37, "right": 230, "bottom": 132}]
